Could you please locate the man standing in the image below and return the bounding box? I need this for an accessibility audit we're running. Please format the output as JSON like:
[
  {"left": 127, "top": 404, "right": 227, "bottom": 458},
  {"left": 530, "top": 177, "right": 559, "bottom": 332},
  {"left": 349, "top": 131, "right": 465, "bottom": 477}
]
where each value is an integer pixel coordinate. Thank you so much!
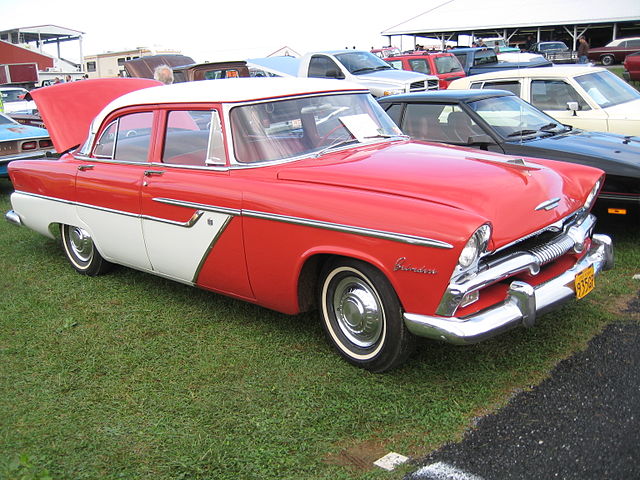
[{"left": 577, "top": 37, "right": 590, "bottom": 64}]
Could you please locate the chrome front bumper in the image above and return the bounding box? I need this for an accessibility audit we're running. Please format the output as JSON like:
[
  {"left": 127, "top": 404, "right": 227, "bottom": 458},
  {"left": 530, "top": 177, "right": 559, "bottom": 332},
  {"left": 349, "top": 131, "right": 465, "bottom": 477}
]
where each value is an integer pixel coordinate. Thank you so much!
[{"left": 403, "top": 233, "right": 613, "bottom": 345}]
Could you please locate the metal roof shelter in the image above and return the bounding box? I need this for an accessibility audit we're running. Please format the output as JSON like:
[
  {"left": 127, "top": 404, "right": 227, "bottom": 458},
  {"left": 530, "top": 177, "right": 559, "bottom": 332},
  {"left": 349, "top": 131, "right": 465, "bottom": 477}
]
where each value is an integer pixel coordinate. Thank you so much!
[
  {"left": 381, "top": 0, "right": 640, "bottom": 50},
  {"left": 0, "top": 25, "right": 85, "bottom": 64}
]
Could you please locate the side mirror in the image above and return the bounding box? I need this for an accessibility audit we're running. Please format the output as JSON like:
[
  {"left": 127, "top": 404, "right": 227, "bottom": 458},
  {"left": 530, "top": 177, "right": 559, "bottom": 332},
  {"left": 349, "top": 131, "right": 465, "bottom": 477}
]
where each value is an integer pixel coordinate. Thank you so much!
[
  {"left": 467, "top": 134, "right": 497, "bottom": 146},
  {"left": 326, "top": 69, "right": 345, "bottom": 80},
  {"left": 566, "top": 101, "right": 579, "bottom": 116}
]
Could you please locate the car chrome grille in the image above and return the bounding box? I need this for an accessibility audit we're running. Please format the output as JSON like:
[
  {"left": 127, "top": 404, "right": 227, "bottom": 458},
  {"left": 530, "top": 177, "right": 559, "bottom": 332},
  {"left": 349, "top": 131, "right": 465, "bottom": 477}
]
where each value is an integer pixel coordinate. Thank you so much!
[
  {"left": 527, "top": 233, "right": 575, "bottom": 265},
  {"left": 409, "top": 81, "right": 426, "bottom": 91}
]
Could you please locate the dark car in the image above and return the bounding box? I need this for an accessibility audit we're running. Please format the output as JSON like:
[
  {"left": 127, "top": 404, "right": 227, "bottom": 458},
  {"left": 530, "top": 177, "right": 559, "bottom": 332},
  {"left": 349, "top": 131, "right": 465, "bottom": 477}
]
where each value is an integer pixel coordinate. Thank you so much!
[
  {"left": 530, "top": 41, "right": 577, "bottom": 64},
  {"left": 588, "top": 37, "right": 640, "bottom": 66},
  {"left": 379, "top": 89, "right": 640, "bottom": 217}
]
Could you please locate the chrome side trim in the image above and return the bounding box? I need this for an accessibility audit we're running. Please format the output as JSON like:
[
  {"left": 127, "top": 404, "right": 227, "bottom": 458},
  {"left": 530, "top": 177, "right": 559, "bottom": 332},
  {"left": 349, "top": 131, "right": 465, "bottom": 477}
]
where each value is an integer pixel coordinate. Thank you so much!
[
  {"left": 404, "top": 233, "right": 614, "bottom": 345},
  {"left": 243, "top": 209, "right": 454, "bottom": 249},
  {"left": 191, "top": 216, "right": 233, "bottom": 283},
  {"left": 13, "top": 191, "right": 452, "bottom": 249}
]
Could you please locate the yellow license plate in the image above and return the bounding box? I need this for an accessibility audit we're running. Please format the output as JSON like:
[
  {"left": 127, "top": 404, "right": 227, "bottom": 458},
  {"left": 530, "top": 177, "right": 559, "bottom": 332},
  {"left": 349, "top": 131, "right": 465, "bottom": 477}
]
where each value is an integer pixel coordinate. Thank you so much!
[{"left": 575, "top": 265, "right": 595, "bottom": 299}]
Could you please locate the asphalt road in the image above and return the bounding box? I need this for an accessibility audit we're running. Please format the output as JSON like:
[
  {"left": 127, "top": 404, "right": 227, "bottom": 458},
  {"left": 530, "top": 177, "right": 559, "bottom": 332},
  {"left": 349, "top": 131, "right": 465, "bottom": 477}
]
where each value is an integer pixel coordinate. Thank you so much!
[{"left": 407, "top": 297, "right": 640, "bottom": 480}]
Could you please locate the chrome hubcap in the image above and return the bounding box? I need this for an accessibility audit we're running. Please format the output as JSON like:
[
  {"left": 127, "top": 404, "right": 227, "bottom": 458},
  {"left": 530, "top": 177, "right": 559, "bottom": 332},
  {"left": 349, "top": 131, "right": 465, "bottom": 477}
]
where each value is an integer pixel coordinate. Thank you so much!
[
  {"left": 333, "top": 275, "right": 383, "bottom": 348},
  {"left": 68, "top": 227, "right": 94, "bottom": 262}
]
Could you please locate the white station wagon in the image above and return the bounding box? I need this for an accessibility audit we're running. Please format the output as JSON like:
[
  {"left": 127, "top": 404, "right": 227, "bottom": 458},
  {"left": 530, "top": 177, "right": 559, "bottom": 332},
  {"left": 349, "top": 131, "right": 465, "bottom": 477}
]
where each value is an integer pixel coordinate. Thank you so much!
[{"left": 448, "top": 66, "right": 640, "bottom": 136}]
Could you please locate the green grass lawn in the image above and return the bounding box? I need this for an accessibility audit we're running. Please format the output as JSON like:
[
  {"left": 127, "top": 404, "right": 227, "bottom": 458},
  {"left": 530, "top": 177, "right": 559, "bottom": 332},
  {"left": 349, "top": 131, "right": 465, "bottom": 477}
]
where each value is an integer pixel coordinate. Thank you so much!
[{"left": 1, "top": 178, "right": 638, "bottom": 480}]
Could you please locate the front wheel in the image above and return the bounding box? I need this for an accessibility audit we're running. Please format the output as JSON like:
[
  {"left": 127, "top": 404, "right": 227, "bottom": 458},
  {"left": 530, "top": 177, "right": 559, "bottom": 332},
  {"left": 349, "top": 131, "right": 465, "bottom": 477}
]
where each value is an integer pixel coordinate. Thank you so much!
[
  {"left": 319, "top": 259, "right": 415, "bottom": 372},
  {"left": 601, "top": 55, "right": 614, "bottom": 66},
  {"left": 61, "top": 224, "right": 112, "bottom": 276}
]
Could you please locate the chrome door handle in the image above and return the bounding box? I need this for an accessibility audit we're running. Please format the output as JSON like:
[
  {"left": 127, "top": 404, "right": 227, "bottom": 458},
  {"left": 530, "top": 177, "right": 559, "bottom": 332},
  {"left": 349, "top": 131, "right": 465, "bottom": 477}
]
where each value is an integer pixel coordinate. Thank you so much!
[
  {"left": 144, "top": 170, "right": 165, "bottom": 177},
  {"left": 77, "top": 164, "right": 95, "bottom": 171}
]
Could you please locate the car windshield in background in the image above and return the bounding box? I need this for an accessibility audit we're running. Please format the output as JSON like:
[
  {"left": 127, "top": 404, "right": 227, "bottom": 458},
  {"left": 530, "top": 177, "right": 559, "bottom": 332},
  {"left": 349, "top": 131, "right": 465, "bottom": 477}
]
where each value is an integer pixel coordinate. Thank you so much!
[
  {"left": 434, "top": 56, "right": 463, "bottom": 74},
  {"left": 335, "top": 52, "right": 393, "bottom": 74},
  {"left": 0, "top": 113, "right": 16, "bottom": 125},
  {"left": 468, "top": 95, "right": 565, "bottom": 138},
  {"left": 574, "top": 70, "right": 640, "bottom": 108},
  {"left": 474, "top": 50, "right": 498, "bottom": 65},
  {"left": 230, "top": 92, "right": 401, "bottom": 163},
  {"left": 540, "top": 42, "right": 568, "bottom": 51},
  {"left": 1, "top": 89, "right": 28, "bottom": 103}
]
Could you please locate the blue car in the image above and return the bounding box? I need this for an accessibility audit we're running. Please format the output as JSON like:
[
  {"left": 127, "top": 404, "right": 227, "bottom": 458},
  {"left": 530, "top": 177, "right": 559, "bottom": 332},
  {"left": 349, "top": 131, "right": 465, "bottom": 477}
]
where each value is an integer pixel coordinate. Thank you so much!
[
  {"left": 379, "top": 89, "right": 640, "bottom": 217},
  {"left": 0, "top": 112, "right": 53, "bottom": 177}
]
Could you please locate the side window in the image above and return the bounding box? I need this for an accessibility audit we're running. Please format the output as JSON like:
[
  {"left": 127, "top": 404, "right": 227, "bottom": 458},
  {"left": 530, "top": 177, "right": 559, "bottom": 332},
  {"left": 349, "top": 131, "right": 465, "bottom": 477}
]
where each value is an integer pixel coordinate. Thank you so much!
[
  {"left": 387, "top": 60, "right": 402, "bottom": 70},
  {"left": 469, "top": 82, "right": 483, "bottom": 89},
  {"left": 92, "top": 112, "right": 153, "bottom": 162},
  {"left": 382, "top": 103, "right": 403, "bottom": 125},
  {"left": 453, "top": 53, "right": 467, "bottom": 67},
  {"left": 627, "top": 40, "right": 640, "bottom": 48},
  {"left": 482, "top": 80, "right": 521, "bottom": 96},
  {"left": 531, "top": 80, "right": 590, "bottom": 111},
  {"left": 308, "top": 55, "right": 343, "bottom": 79},
  {"left": 162, "top": 110, "right": 226, "bottom": 166},
  {"left": 404, "top": 103, "right": 481, "bottom": 144},
  {"left": 408, "top": 59, "right": 431, "bottom": 74}
]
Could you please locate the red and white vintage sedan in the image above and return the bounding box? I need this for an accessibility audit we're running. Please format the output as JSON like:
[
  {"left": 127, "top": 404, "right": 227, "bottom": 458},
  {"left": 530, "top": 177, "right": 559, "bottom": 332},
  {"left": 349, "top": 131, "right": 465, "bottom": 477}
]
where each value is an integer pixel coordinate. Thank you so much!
[{"left": 6, "top": 77, "right": 613, "bottom": 372}]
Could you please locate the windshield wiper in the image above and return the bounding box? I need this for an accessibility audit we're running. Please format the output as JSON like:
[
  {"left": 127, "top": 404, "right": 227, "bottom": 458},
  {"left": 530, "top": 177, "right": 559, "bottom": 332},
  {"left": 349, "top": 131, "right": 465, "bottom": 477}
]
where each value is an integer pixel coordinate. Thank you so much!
[
  {"left": 507, "top": 129, "right": 538, "bottom": 138},
  {"left": 314, "top": 137, "right": 359, "bottom": 157},
  {"left": 539, "top": 122, "right": 558, "bottom": 131},
  {"left": 351, "top": 67, "right": 376, "bottom": 74},
  {"left": 374, "top": 65, "right": 392, "bottom": 71}
]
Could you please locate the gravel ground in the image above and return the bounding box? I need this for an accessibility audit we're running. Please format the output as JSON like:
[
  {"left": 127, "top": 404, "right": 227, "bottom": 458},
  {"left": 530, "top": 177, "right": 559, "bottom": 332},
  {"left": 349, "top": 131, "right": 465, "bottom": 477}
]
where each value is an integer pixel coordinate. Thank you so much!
[{"left": 407, "top": 294, "right": 640, "bottom": 480}]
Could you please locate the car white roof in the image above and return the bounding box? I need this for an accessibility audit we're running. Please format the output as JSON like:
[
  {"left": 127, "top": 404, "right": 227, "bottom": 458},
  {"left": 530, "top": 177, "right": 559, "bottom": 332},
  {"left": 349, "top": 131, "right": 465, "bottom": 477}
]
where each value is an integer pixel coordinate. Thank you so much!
[
  {"left": 450, "top": 66, "right": 606, "bottom": 84},
  {"left": 105, "top": 77, "right": 366, "bottom": 112}
]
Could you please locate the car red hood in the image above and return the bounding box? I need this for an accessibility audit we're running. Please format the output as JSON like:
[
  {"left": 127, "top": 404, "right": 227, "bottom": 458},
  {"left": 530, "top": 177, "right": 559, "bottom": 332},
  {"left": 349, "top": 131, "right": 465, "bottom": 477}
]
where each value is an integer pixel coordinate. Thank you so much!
[
  {"left": 30, "top": 78, "right": 162, "bottom": 153},
  {"left": 278, "top": 141, "right": 598, "bottom": 248}
]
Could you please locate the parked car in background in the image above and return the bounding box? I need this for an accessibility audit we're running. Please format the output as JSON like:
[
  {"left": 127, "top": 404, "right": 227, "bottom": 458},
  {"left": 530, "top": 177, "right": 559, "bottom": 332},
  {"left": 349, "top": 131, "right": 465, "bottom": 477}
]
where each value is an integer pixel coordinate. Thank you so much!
[
  {"left": 0, "top": 111, "right": 53, "bottom": 177},
  {"left": 530, "top": 41, "right": 577, "bottom": 64},
  {"left": 449, "top": 66, "right": 640, "bottom": 136},
  {"left": 5, "top": 77, "right": 613, "bottom": 372},
  {"left": 479, "top": 37, "right": 520, "bottom": 53},
  {"left": 250, "top": 51, "right": 440, "bottom": 96},
  {"left": 172, "top": 61, "right": 250, "bottom": 82},
  {"left": 588, "top": 37, "right": 640, "bottom": 66},
  {"left": 371, "top": 47, "right": 401, "bottom": 58},
  {"left": 379, "top": 89, "right": 640, "bottom": 217},
  {"left": 623, "top": 51, "right": 640, "bottom": 81},
  {"left": 0, "top": 87, "right": 37, "bottom": 114},
  {"left": 123, "top": 54, "right": 195, "bottom": 79},
  {"left": 451, "top": 47, "right": 551, "bottom": 76},
  {"left": 385, "top": 51, "right": 466, "bottom": 89}
]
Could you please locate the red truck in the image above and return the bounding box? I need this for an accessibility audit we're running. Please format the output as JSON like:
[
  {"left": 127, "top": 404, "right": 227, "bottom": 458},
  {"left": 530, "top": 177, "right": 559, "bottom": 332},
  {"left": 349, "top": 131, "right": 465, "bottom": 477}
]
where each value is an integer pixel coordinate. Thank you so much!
[{"left": 385, "top": 52, "right": 466, "bottom": 89}]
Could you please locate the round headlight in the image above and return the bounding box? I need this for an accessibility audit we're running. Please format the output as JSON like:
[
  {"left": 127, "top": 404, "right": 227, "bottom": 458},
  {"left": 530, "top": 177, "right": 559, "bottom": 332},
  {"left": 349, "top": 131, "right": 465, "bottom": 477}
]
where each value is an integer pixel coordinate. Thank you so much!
[{"left": 458, "top": 224, "right": 491, "bottom": 268}]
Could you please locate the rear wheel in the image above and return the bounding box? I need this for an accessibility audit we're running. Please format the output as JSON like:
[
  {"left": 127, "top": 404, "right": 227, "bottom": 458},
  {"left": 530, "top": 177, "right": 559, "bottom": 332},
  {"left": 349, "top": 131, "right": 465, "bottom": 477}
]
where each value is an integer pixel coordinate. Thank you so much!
[
  {"left": 601, "top": 55, "right": 615, "bottom": 66},
  {"left": 61, "top": 224, "right": 112, "bottom": 276},
  {"left": 319, "top": 258, "right": 415, "bottom": 372}
]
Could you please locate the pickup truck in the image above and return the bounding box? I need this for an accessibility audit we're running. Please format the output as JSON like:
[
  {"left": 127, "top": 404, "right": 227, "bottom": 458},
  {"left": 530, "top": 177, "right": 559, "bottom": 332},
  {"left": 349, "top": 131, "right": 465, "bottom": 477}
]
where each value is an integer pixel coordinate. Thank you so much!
[
  {"left": 451, "top": 47, "right": 551, "bottom": 76},
  {"left": 249, "top": 50, "right": 439, "bottom": 96}
]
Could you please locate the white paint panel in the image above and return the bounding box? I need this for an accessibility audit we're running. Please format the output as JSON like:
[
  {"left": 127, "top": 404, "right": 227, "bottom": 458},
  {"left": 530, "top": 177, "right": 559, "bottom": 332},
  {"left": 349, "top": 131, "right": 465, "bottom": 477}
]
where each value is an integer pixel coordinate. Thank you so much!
[
  {"left": 11, "top": 192, "right": 78, "bottom": 238},
  {"left": 76, "top": 205, "right": 152, "bottom": 271},
  {"left": 141, "top": 211, "right": 231, "bottom": 282}
]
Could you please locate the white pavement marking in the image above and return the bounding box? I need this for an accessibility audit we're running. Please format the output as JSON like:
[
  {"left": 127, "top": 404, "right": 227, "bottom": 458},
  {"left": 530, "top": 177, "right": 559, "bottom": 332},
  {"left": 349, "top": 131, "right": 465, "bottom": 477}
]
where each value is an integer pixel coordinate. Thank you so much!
[
  {"left": 412, "top": 461, "right": 485, "bottom": 480},
  {"left": 373, "top": 452, "right": 409, "bottom": 471}
]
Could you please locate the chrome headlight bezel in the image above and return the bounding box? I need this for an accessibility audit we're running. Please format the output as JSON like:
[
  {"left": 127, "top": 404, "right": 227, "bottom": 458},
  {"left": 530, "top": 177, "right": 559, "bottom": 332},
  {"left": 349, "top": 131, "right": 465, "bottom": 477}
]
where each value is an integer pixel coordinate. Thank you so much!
[
  {"left": 584, "top": 179, "right": 601, "bottom": 211},
  {"left": 453, "top": 224, "right": 492, "bottom": 278}
]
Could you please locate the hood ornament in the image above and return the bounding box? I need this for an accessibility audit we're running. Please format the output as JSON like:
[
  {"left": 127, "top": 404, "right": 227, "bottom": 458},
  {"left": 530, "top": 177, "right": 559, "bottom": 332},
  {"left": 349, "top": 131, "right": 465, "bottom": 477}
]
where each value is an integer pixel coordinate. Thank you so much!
[{"left": 535, "top": 197, "right": 561, "bottom": 211}]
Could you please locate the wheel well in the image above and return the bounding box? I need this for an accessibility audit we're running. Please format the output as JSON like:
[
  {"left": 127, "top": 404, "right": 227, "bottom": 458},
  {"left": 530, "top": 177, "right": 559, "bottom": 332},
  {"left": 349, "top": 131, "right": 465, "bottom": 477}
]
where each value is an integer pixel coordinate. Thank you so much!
[{"left": 296, "top": 254, "right": 394, "bottom": 313}]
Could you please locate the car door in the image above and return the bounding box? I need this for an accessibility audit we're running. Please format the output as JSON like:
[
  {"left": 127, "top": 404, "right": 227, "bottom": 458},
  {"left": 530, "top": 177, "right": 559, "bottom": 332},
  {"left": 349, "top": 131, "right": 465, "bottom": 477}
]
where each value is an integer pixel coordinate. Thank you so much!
[
  {"left": 138, "top": 108, "right": 253, "bottom": 297},
  {"left": 528, "top": 78, "right": 608, "bottom": 132},
  {"left": 76, "top": 110, "right": 155, "bottom": 271}
]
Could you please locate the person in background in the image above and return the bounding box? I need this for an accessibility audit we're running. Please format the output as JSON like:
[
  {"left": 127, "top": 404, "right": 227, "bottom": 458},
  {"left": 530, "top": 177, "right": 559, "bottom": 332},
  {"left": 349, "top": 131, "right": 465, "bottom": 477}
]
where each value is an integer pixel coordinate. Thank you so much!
[
  {"left": 153, "top": 64, "right": 174, "bottom": 85},
  {"left": 577, "top": 36, "right": 590, "bottom": 64}
]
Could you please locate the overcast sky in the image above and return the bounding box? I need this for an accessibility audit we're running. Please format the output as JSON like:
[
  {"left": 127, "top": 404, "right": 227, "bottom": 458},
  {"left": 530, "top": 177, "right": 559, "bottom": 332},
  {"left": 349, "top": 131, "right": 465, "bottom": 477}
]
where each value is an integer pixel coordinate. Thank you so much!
[{"left": 1, "top": 0, "right": 430, "bottom": 62}]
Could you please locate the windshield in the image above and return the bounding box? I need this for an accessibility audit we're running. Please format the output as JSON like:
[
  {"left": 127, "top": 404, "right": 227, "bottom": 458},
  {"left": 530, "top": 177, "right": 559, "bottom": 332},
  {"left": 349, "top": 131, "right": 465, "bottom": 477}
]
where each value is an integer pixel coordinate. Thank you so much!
[
  {"left": 473, "top": 50, "right": 498, "bottom": 65},
  {"left": 0, "top": 112, "right": 17, "bottom": 125},
  {"left": 230, "top": 92, "right": 402, "bottom": 164},
  {"left": 540, "top": 42, "right": 567, "bottom": 51},
  {"left": 334, "top": 52, "right": 393, "bottom": 75},
  {"left": 434, "top": 55, "right": 463, "bottom": 74},
  {"left": 1, "top": 89, "right": 28, "bottom": 103},
  {"left": 574, "top": 70, "right": 640, "bottom": 108},
  {"left": 467, "top": 95, "right": 565, "bottom": 138}
]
